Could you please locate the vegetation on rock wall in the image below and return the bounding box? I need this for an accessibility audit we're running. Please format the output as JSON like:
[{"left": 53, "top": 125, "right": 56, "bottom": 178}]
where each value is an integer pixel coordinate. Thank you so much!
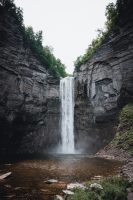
[
  {"left": 0, "top": 0, "right": 67, "bottom": 78},
  {"left": 74, "top": 0, "right": 131, "bottom": 71},
  {"left": 111, "top": 103, "right": 133, "bottom": 156}
]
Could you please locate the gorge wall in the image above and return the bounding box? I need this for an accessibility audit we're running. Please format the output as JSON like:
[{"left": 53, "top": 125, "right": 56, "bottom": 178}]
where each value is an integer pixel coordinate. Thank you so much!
[
  {"left": 0, "top": 5, "right": 60, "bottom": 155},
  {"left": 74, "top": 2, "right": 133, "bottom": 153},
  {"left": 0, "top": 1, "right": 133, "bottom": 156}
]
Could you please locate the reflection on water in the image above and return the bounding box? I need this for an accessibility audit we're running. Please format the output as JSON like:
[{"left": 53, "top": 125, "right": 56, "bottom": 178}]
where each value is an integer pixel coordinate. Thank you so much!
[{"left": 0, "top": 154, "right": 123, "bottom": 199}]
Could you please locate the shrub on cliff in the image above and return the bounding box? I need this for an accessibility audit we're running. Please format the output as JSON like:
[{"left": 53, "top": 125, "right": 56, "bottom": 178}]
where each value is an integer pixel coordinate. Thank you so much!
[{"left": 0, "top": 0, "right": 67, "bottom": 78}]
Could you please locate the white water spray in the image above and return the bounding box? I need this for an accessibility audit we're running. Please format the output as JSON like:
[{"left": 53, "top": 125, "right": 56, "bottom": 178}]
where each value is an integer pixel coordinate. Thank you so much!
[{"left": 60, "top": 77, "right": 75, "bottom": 154}]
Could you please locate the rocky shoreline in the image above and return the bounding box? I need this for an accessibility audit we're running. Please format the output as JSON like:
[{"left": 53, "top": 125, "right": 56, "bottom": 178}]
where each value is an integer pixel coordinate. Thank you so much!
[{"left": 96, "top": 147, "right": 133, "bottom": 182}]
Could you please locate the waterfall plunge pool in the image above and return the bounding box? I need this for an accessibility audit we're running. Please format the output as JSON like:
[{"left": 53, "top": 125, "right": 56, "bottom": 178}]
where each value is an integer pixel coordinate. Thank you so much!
[{"left": 0, "top": 154, "right": 123, "bottom": 199}]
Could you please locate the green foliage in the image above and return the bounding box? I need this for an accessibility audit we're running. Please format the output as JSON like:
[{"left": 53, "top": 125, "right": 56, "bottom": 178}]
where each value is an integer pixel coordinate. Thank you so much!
[
  {"left": 120, "top": 103, "right": 133, "bottom": 126},
  {"left": 24, "top": 26, "right": 67, "bottom": 77},
  {"left": 68, "top": 177, "right": 131, "bottom": 200},
  {"left": 1, "top": 0, "right": 67, "bottom": 78},
  {"left": 74, "top": 0, "right": 119, "bottom": 71},
  {"left": 100, "top": 177, "right": 129, "bottom": 200},
  {"left": 69, "top": 189, "right": 101, "bottom": 200},
  {"left": 111, "top": 104, "right": 133, "bottom": 155},
  {"left": 105, "top": 3, "right": 118, "bottom": 31}
]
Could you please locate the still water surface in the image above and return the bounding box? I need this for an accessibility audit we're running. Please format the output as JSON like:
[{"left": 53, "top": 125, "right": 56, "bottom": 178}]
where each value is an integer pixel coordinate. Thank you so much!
[{"left": 0, "top": 154, "right": 123, "bottom": 199}]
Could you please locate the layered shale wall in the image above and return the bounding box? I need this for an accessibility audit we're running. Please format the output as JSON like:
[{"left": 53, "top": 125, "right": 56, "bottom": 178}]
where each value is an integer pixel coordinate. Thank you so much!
[
  {"left": 74, "top": 1, "right": 133, "bottom": 153},
  {"left": 0, "top": 4, "right": 60, "bottom": 155}
]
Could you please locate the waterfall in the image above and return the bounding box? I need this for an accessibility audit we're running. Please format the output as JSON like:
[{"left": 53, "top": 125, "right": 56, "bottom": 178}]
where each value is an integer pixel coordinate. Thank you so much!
[{"left": 60, "top": 77, "right": 75, "bottom": 154}]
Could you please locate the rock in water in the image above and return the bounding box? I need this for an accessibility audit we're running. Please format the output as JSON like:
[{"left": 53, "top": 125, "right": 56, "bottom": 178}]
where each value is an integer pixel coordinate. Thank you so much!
[
  {"left": 0, "top": 172, "right": 12, "bottom": 180},
  {"left": 44, "top": 179, "right": 58, "bottom": 184}
]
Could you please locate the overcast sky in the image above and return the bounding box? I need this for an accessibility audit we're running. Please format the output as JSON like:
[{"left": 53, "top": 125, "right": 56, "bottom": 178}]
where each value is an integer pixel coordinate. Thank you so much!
[{"left": 15, "top": 0, "right": 116, "bottom": 74}]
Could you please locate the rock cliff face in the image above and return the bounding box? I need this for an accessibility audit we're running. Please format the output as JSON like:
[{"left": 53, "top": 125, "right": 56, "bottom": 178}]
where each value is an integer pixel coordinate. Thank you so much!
[
  {"left": 0, "top": 6, "right": 60, "bottom": 155},
  {"left": 74, "top": 6, "right": 133, "bottom": 153}
]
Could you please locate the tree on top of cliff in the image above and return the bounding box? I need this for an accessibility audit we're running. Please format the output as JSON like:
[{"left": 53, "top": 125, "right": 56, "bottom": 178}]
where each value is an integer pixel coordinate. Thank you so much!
[
  {"left": 0, "top": 0, "right": 67, "bottom": 78},
  {"left": 24, "top": 26, "right": 67, "bottom": 77},
  {"left": 74, "top": 0, "right": 133, "bottom": 71}
]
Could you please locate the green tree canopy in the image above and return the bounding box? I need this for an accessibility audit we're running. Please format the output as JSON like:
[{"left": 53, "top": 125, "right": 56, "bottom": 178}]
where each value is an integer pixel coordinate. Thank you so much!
[{"left": 74, "top": 0, "right": 121, "bottom": 71}]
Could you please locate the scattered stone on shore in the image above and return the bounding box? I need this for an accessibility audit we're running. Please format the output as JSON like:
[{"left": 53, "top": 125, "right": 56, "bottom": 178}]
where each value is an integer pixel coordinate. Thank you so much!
[
  {"left": 90, "top": 183, "right": 103, "bottom": 190},
  {"left": 4, "top": 195, "right": 16, "bottom": 198},
  {"left": 54, "top": 195, "right": 64, "bottom": 200},
  {"left": 91, "top": 175, "right": 102, "bottom": 180},
  {"left": 4, "top": 184, "right": 12, "bottom": 188},
  {"left": 44, "top": 179, "right": 58, "bottom": 184},
  {"left": 67, "top": 182, "right": 86, "bottom": 190},
  {"left": 14, "top": 187, "right": 21, "bottom": 190},
  {"left": 4, "top": 164, "right": 12, "bottom": 166},
  {"left": 0, "top": 172, "right": 12, "bottom": 180},
  {"left": 62, "top": 190, "right": 74, "bottom": 195}
]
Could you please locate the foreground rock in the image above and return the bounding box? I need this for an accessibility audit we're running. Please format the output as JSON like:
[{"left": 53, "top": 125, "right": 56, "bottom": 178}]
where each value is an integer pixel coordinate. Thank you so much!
[
  {"left": 0, "top": 172, "right": 12, "bottom": 180},
  {"left": 67, "top": 182, "right": 86, "bottom": 190},
  {"left": 44, "top": 179, "right": 58, "bottom": 184},
  {"left": 62, "top": 190, "right": 74, "bottom": 195},
  {"left": 90, "top": 183, "right": 103, "bottom": 191},
  {"left": 54, "top": 195, "right": 64, "bottom": 200}
]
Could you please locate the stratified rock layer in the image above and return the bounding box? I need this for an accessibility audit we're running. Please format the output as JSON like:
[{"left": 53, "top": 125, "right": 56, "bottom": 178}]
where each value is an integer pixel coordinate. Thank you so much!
[
  {"left": 0, "top": 6, "right": 60, "bottom": 155},
  {"left": 74, "top": 5, "right": 133, "bottom": 153}
]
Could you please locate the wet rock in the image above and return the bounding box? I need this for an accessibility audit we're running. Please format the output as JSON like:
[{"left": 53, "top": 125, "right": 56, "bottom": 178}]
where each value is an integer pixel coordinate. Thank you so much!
[
  {"left": 0, "top": 172, "right": 12, "bottom": 180},
  {"left": 4, "top": 184, "right": 12, "bottom": 188},
  {"left": 62, "top": 190, "right": 74, "bottom": 195},
  {"left": 54, "top": 195, "right": 64, "bottom": 200},
  {"left": 5, "top": 195, "right": 16, "bottom": 198},
  {"left": 44, "top": 179, "right": 58, "bottom": 184},
  {"left": 91, "top": 175, "right": 102, "bottom": 180},
  {"left": 14, "top": 187, "right": 21, "bottom": 190},
  {"left": 90, "top": 183, "right": 103, "bottom": 191},
  {"left": 67, "top": 182, "right": 86, "bottom": 190}
]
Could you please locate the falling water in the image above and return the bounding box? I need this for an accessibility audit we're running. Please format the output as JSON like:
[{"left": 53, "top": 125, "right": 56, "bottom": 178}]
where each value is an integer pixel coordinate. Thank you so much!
[{"left": 60, "top": 77, "right": 75, "bottom": 154}]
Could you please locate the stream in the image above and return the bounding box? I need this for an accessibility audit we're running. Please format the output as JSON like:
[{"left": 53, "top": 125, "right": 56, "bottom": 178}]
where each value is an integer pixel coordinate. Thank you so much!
[{"left": 0, "top": 154, "right": 123, "bottom": 200}]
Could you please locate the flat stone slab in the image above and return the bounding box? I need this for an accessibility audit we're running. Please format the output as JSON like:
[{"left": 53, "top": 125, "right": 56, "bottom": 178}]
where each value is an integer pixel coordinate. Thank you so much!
[
  {"left": 67, "top": 182, "right": 86, "bottom": 190},
  {"left": 0, "top": 172, "right": 12, "bottom": 180},
  {"left": 44, "top": 179, "right": 58, "bottom": 184},
  {"left": 54, "top": 195, "right": 64, "bottom": 200},
  {"left": 62, "top": 190, "right": 74, "bottom": 195}
]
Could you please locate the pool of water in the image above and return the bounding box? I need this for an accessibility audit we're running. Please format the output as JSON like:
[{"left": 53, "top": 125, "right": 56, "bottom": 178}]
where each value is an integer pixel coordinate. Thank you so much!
[{"left": 0, "top": 154, "right": 123, "bottom": 199}]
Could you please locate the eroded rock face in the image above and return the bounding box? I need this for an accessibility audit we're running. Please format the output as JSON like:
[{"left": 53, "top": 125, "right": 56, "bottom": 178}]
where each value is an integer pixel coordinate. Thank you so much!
[
  {"left": 74, "top": 12, "right": 133, "bottom": 153},
  {"left": 0, "top": 6, "right": 60, "bottom": 155}
]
